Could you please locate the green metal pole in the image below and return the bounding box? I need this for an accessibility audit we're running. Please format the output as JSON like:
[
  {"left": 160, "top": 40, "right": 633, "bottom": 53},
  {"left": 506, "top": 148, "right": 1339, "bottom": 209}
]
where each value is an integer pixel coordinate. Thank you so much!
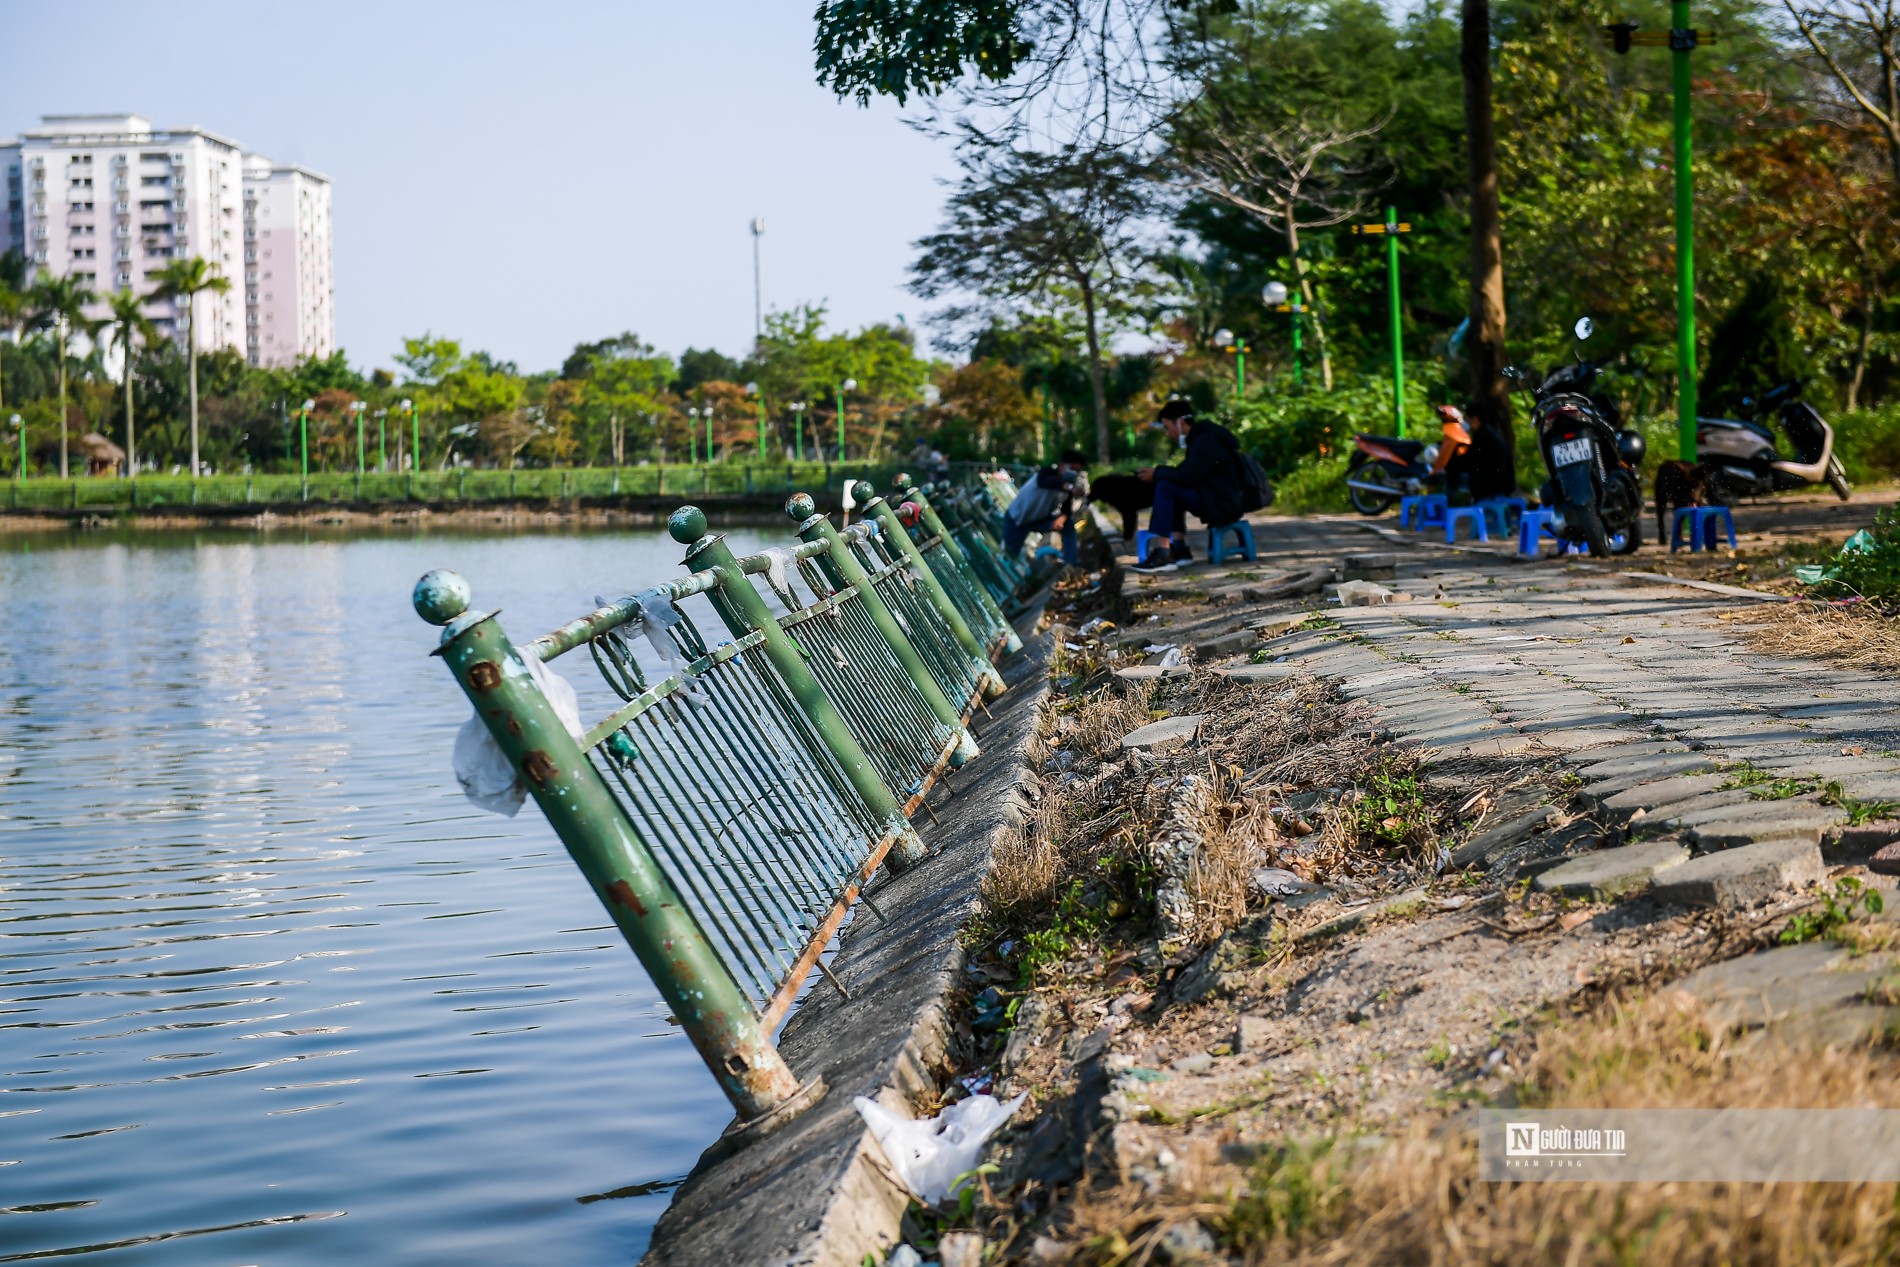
[
  {"left": 1236, "top": 341, "right": 1246, "bottom": 398},
  {"left": 705, "top": 409, "right": 713, "bottom": 465},
  {"left": 299, "top": 408, "right": 309, "bottom": 500},
  {"left": 1672, "top": 1, "right": 1698, "bottom": 461},
  {"left": 412, "top": 405, "right": 421, "bottom": 476},
  {"left": 412, "top": 571, "right": 809, "bottom": 1122},
  {"left": 16, "top": 426, "right": 23, "bottom": 483},
  {"left": 1386, "top": 206, "right": 1406, "bottom": 438},
  {"left": 835, "top": 385, "right": 845, "bottom": 461},
  {"left": 378, "top": 412, "right": 387, "bottom": 472},
  {"left": 668, "top": 506, "right": 928, "bottom": 869},
  {"left": 794, "top": 410, "right": 804, "bottom": 463},
  {"left": 789, "top": 493, "right": 979, "bottom": 765},
  {"left": 1292, "top": 306, "right": 1305, "bottom": 391},
  {"left": 756, "top": 398, "right": 766, "bottom": 456},
  {"left": 356, "top": 407, "right": 365, "bottom": 478},
  {"left": 893, "top": 481, "right": 1023, "bottom": 657},
  {"left": 859, "top": 486, "right": 1008, "bottom": 697}
]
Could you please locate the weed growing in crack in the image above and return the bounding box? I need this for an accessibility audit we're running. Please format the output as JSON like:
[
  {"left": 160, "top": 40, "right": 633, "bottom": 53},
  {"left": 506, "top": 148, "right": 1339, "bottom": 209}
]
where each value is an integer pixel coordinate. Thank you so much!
[{"left": 1781, "top": 876, "right": 1886, "bottom": 945}]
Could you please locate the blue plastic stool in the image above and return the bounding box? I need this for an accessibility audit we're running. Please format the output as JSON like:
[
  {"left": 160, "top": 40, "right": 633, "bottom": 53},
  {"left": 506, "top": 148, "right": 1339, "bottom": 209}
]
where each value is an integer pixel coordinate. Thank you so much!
[
  {"left": 1134, "top": 529, "right": 1162, "bottom": 564},
  {"left": 1415, "top": 494, "right": 1449, "bottom": 532},
  {"left": 1477, "top": 497, "right": 1527, "bottom": 536},
  {"left": 1399, "top": 494, "right": 1426, "bottom": 528},
  {"left": 1671, "top": 505, "right": 1736, "bottom": 553},
  {"left": 1207, "top": 521, "right": 1257, "bottom": 564},
  {"left": 1443, "top": 505, "right": 1489, "bottom": 543},
  {"left": 1517, "top": 508, "right": 1559, "bottom": 556}
]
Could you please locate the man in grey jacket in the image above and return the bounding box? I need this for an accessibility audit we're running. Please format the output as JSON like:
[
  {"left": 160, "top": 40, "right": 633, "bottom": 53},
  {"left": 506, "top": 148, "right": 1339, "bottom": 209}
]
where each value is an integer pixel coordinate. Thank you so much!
[{"left": 1001, "top": 448, "right": 1089, "bottom": 564}]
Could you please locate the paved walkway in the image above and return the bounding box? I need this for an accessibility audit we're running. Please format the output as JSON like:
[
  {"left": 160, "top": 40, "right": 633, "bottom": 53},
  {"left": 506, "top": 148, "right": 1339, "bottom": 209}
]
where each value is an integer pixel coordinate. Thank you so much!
[{"left": 1116, "top": 512, "right": 1900, "bottom": 874}]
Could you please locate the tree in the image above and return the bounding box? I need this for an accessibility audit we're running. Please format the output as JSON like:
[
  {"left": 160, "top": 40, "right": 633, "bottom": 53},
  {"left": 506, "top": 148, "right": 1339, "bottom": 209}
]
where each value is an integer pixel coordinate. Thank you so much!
[
  {"left": 1463, "top": 0, "right": 1511, "bottom": 455},
  {"left": 27, "top": 272, "right": 97, "bottom": 479},
  {"left": 1169, "top": 97, "right": 1388, "bottom": 391},
  {"left": 104, "top": 289, "right": 159, "bottom": 476},
  {"left": 1783, "top": 2, "right": 1900, "bottom": 200},
  {"left": 151, "top": 257, "right": 232, "bottom": 478},
  {"left": 912, "top": 143, "right": 1158, "bottom": 461},
  {"left": 0, "top": 278, "right": 22, "bottom": 434},
  {"left": 1700, "top": 272, "right": 1815, "bottom": 415}
]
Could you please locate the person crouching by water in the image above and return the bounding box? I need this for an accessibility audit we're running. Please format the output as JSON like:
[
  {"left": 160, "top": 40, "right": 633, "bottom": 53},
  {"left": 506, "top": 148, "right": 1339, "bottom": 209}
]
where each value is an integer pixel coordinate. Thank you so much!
[
  {"left": 1133, "top": 400, "right": 1246, "bottom": 572},
  {"left": 1002, "top": 448, "right": 1089, "bottom": 565}
]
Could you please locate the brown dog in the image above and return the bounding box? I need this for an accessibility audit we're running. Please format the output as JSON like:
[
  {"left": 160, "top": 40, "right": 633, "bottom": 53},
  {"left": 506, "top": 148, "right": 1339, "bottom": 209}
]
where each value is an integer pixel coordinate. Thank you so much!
[{"left": 1653, "top": 459, "right": 1710, "bottom": 542}]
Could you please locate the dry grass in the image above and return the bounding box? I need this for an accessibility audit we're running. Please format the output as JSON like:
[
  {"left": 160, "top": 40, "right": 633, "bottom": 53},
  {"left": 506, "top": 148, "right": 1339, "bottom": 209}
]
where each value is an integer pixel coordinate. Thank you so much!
[
  {"left": 1722, "top": 603, "right": 1900, "bottom": 675},
  {"left": 1048, "top": 992, "right": 1900, "bottom": 1266}
]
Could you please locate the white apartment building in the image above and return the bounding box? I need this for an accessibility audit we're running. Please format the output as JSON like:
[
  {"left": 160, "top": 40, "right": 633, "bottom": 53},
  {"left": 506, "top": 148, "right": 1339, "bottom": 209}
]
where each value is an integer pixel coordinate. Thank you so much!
[{"left": 1, "top": 113, "right": 333, "bottom": 368}]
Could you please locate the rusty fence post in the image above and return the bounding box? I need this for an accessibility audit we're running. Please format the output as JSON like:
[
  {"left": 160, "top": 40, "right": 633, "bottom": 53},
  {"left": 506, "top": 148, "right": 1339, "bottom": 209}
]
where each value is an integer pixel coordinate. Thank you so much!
[{"left": 413, "top": 569, "right": 816, "bottom": 1126}]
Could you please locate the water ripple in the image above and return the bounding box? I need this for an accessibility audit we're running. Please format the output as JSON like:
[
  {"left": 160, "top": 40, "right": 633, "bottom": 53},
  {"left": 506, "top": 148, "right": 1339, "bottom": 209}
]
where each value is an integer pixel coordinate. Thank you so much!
[{"left": 0, "top": 527, "right": 754, "bottom": 1264}]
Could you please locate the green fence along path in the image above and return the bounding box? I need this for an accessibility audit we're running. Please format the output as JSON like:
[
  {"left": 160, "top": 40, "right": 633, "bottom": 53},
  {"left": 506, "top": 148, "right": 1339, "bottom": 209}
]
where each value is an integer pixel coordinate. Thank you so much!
[{"left": 413, "top": 479, "right": 1032, "bottom": 1135}]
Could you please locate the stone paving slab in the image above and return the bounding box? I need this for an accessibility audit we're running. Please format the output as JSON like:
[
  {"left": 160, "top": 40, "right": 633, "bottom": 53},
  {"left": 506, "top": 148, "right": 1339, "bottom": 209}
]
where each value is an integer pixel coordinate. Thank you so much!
[
  {"left": 1598, "top": 772, "right": 1730, "bottom": 816},
  {"left": 1653, "top": 838, "right": 1827, "bottom": 908},
  {"left": 1533, "top": 840, "right": 1690, "bottom": 899},
  {"left": 1450, "top": 804, "right": 1557, "bottom": 870},
  {"left": 1122, "top": 716, "right": 1204, "bottom": 754},
  {"left": 1666, "top": 942, "right": 1884, "bottom": 1031},
  {"left": 1685, "top": 807, "right": 1841, "bottom": 849}
]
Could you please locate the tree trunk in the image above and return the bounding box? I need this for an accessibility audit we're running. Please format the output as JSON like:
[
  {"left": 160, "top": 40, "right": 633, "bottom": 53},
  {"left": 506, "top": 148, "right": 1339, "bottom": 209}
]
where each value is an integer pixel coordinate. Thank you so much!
[
  {"left": 1848, "top": 283, "right": 1876, "bottom": 411},
  {"left": 58, "top": 324, "right": 69, "bottom": 479},
  {"left": 125, "top": 356, "right": 136, "bottom": 478},
  {"left": 187, "top": 299, "right": 201, "bottom": 479},
  {"left": 1462, "top": 0, "right": 1514, "bottom": 462},
  {"left": 1281, "top": 210, "right": 1335, "bottom": 390},
  {"left": 1080, "top": 279, "right": 1111, "bottom": 462}
]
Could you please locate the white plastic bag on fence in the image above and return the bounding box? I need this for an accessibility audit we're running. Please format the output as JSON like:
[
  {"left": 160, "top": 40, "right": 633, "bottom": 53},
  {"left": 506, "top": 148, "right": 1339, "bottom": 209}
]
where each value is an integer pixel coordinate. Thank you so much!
[
  {"left": 452, "top": 652, "right": 586, "bottom": 817},
  {"left": 854, "top": 1092, "right": 1026, "bottom": 1205}
]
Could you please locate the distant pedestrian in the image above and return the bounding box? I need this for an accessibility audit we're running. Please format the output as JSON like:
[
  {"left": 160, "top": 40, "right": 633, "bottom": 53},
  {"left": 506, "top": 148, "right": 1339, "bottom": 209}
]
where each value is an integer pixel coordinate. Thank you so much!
[{"left": 1002, "top": 447, "right": 1089, "bottom": 564}]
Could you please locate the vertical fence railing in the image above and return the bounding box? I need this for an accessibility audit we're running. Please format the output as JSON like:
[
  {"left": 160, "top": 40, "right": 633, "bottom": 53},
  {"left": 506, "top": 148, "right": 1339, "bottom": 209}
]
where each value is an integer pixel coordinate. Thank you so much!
[{"left": 414, "top": 476, "right": 1037, "bottom": 1136}]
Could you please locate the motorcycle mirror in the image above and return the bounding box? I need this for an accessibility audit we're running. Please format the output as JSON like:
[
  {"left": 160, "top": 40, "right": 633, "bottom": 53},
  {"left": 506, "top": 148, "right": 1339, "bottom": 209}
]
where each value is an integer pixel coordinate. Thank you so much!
[{"left": 1574, "top": 317, "right": 1595, "bottom": 341}]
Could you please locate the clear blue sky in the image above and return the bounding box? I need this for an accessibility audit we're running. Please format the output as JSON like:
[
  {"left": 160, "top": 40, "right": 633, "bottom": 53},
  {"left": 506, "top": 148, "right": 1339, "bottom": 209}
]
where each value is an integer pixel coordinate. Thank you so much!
[{"left": 3, "top": 1, "right": 959, "bottom": 375}]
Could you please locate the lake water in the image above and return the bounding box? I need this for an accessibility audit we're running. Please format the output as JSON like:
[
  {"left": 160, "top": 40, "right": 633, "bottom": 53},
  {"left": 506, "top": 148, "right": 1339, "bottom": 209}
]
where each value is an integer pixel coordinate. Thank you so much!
[{"left": 0, "top": 525, "right": 770, "bottom": 1264}]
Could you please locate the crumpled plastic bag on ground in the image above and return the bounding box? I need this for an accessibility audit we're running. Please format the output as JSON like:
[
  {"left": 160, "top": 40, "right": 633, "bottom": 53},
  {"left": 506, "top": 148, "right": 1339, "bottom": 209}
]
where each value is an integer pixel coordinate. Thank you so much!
[
  {"left": 1333, "top": 580, "right": 1409, "bottom": 606},
  {"left": 453, "top": 652, "right": 585, "bottom": 816},
  {"left": 854, "top": 1092, "right": 1027, "bottom": 1205}
]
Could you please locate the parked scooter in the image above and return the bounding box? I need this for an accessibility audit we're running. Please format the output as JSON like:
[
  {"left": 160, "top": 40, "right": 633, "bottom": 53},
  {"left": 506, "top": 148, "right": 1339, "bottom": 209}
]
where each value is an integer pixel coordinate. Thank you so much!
[
  {"left": 1506, "top": 317, "right": 1646, "bottom": 557},
  {"left": 1697, "top": 381, "right": 1850, "bottom": 503},
  {"left": 1344, "top": 409, "right": 1473, "bottom": 515}
]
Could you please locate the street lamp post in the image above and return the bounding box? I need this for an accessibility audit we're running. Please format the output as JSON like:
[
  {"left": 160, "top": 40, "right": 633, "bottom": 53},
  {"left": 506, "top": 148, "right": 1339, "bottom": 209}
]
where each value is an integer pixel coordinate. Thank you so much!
[
  {"left": 834, "top": 377, "right": 856, "bottom": 462},
  {"left": 686, "top": 407, "right": 702, "bottom": 464},
  {"left": 746, "top": 381, "right": 765, "bottom": 457},
  {"left": 375, "top": 407, "right": 388, "bottom": 471},
  {"left": 8, "top": 413, "right": 21, "bottom": 484},
  {"left": 1262, "top": 282, "right": 1305, "bottom": 392},
  {"left": 352, "top": 401, "right": 367, "bottom": 476},
  {"left": 789, "top": 402, "right": 807, "bottom": 463},
  {"left": 1212, "top": 328, "right": 1248, "bottom": 397},
  {"left": 299, "top": 398, "right": 315, "bottom": 499},
  {"left": 1350, "top": 207, "right": 1414, "bottom": 437},
  {"left": 702, "top": 402, "right": 714, "bottom": 464},
  {"left": 403, "top": 399, "right": 418, "bottom": 476}
]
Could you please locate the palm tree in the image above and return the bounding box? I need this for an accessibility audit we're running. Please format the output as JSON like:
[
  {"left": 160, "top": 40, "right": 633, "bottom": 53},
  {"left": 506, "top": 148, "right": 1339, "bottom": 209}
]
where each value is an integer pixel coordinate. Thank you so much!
[
  {"left": 105, "top": 289, "right": 158, "bottom": 477},
  {"left": 0, "top": 281, "right": 24, "bottom": 432},
  {"left": 151, "top": 257, "right": 231, "bottom": 478},
  {"left": 27, "top": 272, "right": 98, "bottom": 479}
]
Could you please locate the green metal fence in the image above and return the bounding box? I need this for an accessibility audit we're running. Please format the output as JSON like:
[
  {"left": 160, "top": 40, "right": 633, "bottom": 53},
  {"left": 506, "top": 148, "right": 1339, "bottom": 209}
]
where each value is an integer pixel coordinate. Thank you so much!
[
  {"left": 413, "top": 477, "right": 1035, "bottom": 1135},
  {"left": 1, "top": 461, "right": 1023, "bottom": 512}
]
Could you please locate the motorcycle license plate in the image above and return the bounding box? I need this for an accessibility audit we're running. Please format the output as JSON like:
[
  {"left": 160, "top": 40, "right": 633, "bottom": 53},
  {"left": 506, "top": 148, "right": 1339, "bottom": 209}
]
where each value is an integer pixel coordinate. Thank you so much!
[{"left": 1551, "top": 438, "right": 1594, "bottom": 468}]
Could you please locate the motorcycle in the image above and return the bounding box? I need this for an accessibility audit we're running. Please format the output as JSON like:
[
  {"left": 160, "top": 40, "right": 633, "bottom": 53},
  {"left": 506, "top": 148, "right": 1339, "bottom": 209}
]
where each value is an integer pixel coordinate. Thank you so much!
[
  {"left": 1698, "top": 381, "right": 1850, "bottom": 503},
  {"left": 1506, "top": 317, "right": 1645, "bottom": 557},
  {"left": 1344, "top": 408, "right": 1473, "bottom": 515}
]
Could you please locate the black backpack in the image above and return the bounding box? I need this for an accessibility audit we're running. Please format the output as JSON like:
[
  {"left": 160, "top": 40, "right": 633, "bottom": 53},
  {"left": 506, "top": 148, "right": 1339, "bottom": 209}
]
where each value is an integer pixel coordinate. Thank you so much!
[{"left": 1236, "top": 447, "right": 1275, "bottom": 513}]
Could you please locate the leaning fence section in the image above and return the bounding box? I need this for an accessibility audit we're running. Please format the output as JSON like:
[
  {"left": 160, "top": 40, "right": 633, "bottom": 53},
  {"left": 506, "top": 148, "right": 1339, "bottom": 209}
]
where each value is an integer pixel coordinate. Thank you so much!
[{"left": 414, "top": 475, "right": 1035, "bottom": 1132}]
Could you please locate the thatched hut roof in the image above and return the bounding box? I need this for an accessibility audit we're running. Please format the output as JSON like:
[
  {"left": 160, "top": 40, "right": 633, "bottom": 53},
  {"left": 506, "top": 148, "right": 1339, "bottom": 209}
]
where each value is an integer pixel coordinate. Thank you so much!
[{"left": 79, "top": 432, "right": 126, "bottom": 462}]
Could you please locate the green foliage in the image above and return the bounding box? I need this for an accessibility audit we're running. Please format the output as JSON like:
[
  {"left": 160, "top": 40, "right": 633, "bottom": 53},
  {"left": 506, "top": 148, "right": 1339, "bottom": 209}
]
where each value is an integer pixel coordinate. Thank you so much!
[
  {"left": 813, "top": 0, "right": 1029, "bottom": 106},
  {"left": 1780, "top": 876, "right": 1885, "bottom": 945},
  {"left": 1700, "top": 272, "right": 1815, "bottom": 418},
  {"left": 1813, "top": 508, "right": 1900, "bottom": 601},
  {"left": 1222, "top": 1139, "right": 1347, "bottom": 1249}
]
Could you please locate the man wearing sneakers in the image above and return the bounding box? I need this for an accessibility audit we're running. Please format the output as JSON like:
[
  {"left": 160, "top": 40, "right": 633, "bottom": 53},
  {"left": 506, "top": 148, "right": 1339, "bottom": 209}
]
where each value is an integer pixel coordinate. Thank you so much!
[{"left": 1132, "top": 400, "right": 1248, "bottom": 572}]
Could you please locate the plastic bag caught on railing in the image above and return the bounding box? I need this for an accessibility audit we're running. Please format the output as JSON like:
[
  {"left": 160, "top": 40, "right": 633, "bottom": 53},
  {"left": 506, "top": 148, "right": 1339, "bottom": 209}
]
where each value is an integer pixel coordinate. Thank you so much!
[
  {"left": 853, "top": 1092, "right": 1026, "bottom": 1205},
  {"left": 630, "top": 588, "right": 709, "bottom": 707},
  {"left": 762, "top": 547, "right": 807, "bottom": 613},
  {"left": 454, "top": 652, "right": 585, "bottom": 816}
]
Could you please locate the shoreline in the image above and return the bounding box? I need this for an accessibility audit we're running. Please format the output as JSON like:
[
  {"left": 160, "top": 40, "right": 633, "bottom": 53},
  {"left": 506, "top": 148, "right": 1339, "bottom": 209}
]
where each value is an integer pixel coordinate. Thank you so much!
[{"left": 0, "top": 497, "right": 806, "bottom": 535}]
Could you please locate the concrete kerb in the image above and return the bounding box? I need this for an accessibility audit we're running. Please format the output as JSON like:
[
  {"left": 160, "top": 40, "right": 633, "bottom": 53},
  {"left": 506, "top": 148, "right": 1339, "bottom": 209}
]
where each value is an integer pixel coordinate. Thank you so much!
[{"left": 643, "top": 633, "right": 1053, "bottom": 1267}]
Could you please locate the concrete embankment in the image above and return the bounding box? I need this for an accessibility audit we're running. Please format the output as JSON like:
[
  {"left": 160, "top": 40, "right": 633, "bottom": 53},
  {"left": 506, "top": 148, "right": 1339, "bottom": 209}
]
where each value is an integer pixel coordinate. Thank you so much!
[{"left": 642, "top": 630, "right": 1053, "bottom": 1267}]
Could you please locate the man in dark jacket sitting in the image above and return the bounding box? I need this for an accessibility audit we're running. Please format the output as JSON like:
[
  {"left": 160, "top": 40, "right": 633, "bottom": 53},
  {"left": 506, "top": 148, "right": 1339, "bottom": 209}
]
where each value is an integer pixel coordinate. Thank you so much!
[{"left": 1133, "top": 400, "right": 1245, "bottom": 571}]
